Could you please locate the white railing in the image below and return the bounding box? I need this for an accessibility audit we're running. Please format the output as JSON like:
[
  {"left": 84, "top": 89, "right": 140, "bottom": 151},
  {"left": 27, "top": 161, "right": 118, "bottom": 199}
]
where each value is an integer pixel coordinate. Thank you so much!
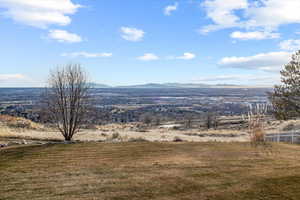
[{"left": 264, "top": 131, "right": 300, "bottom": 144}]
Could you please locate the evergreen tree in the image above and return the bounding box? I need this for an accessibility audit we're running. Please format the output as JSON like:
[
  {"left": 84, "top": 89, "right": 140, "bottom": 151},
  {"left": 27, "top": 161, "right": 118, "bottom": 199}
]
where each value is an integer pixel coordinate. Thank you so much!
[{"left": 269, "top": 50, "right": 300, "bottom": 120}]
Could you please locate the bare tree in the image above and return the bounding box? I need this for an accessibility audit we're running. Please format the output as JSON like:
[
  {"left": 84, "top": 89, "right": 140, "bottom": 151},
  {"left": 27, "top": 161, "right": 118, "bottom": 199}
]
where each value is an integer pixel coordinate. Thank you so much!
[
  {"left": 212, "top": 113, "right": 219, "bottom": 130},
  {"left": 205, "top": 112, "right": 213, "bottom": 129},
  {"left": 140, "top": 113, "right": 152, "bottom": 126},
  {"left": 202, "top": 112, "right": 218, "bottom": 130},
  {"left": 154, "top": 116, "right": 162, "bottom": 126},
  {"left": 184, "top": 115, "right": 193, "bottom": 129},
  {"left": 44, "top": 64, "right": 91, "bottom": 141}
]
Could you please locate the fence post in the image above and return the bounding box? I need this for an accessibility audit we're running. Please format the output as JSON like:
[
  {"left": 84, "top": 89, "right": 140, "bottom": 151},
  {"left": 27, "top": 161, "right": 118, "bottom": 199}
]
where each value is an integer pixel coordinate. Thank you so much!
[
  {"left": 277, "top": 133, "right": 280, "bottom": 143},
  {"left": 292, "top": 131, "right": 294, "bottom": 144}
]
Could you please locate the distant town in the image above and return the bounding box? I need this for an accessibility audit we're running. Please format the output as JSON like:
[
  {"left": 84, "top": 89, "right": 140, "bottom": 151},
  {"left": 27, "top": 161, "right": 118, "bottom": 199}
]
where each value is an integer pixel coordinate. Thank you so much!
[{"left": 0, "top": 87, "right": 271, "bottom": 124}]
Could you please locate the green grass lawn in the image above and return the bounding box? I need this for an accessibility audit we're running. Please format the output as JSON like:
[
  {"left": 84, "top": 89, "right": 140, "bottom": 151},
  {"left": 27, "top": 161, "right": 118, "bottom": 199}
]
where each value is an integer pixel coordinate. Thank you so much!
[{"left": 1, "top": 142, "right": 300, "bottom": 200}]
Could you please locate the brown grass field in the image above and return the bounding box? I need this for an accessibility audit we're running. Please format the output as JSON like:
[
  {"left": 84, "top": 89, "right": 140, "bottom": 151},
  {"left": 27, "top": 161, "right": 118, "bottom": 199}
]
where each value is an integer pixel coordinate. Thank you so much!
[{"left": 1, "top": 142, "right": 300, "bottom": 200}]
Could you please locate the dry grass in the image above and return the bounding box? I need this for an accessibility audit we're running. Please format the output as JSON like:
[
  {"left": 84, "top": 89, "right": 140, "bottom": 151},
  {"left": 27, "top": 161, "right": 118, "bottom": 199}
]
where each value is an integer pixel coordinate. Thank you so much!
[
  {"left": 1, "top": 142, "right": 300, "bottom": 200},
  {"left": 0, "top": 124, "right": 249, "bottom": 142},
  {"left": 0, "top": 115, "right": 43, "bottom": 130},
  {"left": 3, "top": 114, "right": 300, "bottom": 143}
]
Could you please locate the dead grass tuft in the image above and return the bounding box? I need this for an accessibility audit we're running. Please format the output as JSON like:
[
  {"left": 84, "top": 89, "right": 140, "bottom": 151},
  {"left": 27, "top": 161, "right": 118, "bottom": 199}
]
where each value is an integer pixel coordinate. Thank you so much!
[{"left": 248, "top": 104, "right": 268, "bottom": 146}]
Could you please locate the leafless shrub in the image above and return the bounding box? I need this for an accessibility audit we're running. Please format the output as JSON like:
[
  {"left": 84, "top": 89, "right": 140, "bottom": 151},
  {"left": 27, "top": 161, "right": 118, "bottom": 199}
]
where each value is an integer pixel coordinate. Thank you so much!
[
  {"left": 212, "top": 114, "right": 219, "bottom": 129},
  {"left": 173, "top": 136, "right": 184, "bottom": 142},
  {"left": 172, "top": 125, "right": 181, "bottom": 130},
  {"left": 140, "top": 114, "right": 152, "bottom": 126},
  {"left": 248, "top": 104, "right": 268, "bottom": 146},
  {"left": 111, "top": 132, "right": 120, "bottom": 140},
  {"left": 184, "top": 115, "right": 193, "bottom": 129},
  {"left": 154, "top": 116, "right": 161, "bottom": 126},
  {"left": 135, "top": 123, "right": 148, "bottom": 132},
  {"left": 42, "top": 64, "right": 91, "bottom": 141},
  {"left": 203, "top": 112, "right": 219, "bottom": 130}
]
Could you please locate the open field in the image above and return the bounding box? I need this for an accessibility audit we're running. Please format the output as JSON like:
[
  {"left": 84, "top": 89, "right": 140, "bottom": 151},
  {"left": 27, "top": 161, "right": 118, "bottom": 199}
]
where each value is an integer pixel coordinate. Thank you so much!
[{"left": 1, "top": 142, "right": 300, "bottom": 200}]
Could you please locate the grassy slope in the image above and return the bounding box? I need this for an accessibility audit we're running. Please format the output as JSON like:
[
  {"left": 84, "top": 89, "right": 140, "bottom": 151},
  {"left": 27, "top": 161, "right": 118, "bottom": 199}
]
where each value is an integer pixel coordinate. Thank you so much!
[{"left": 1, "top": 142, "right": 300, "bottom": 200}]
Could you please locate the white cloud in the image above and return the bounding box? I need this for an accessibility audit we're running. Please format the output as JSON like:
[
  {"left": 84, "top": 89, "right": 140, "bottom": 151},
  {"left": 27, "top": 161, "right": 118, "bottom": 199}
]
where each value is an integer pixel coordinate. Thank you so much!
[
  {"left": 279, "top": 39, "right": 300, "bottom": 51},
  {"left": 0, "top": 74, "right": 25, "bottom": 81},
  {"left": 193, "top": 74, "right": 280, "bottom": 85},
  {"left": 48, "top": 29, "right": 82, "bottom": 43},
  {"left": 164, "top": 2, "right": 178, "bottom": 16},
  {"left": 172, "top": 52, "right": 196, "bottom": 60},
  {"left": 245, "top": 0, "right": 300, "bottom": 30},
  {"left": 230, "top": 31, "right": 280, "bottom": 40},
  {"left": 201, "top": 0, "right": 248, "bottom": 33},
  {"left": 61, "top": 52, "right": 112, "bottom": 58},
  {"left": 137, "top": 53, "right": 159, "bottom": 61},
  {"left": 0, "top": 0, "right": 81, "bottom": 28},
  {"left": 137, "top": 52, "right": 196, "bottom": 61},
  {"left": 201, "top": 0, "right": 300, "bottom": 34},
  {"left": 0, "top": 74, "right": 43, "bottom": 87},
  {"left": 219, "top": 51, "right": 292, "bottom": 72},
  {"left": 195, "top": 75, "right": 246, "bottom": 82},
  {"left": 120, "top": 27, "right": 145, "bottom": 42}
]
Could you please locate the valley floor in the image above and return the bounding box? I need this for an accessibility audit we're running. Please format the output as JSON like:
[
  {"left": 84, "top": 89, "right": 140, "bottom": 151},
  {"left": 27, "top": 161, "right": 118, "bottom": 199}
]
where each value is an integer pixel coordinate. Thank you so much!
[{"left": 1, "top": 142, "right": 300, "bottom": 200}]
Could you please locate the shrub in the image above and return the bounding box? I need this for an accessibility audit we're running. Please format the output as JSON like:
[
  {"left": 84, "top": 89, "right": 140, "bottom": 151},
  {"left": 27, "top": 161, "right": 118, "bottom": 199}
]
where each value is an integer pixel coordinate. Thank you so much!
[
  {"left": 128, "top": 137, "right": 148, "bottom": 142},
  {"left": 139, "top": 114, "right": 153, "bottom": 126},
  {"left": 282, "top": 123, "right": 295, "bottom": 131},
  {"left": 248, "top": 104, "right": 267, "bottom": 146},
  {"left": 0, "top": 115, "right": 41, "bottom": 129},
  {"left": 111, "top": 132, "right": 120, "bottom": 140},
  {"left": 173, "top": 136, "right": 184, "bottom": 142},
  {"left": 135, "top": 123, "right": 148, "bottom": 132},
  {"left": 172, "top": 125, "right": 181, "bottom": 130}
]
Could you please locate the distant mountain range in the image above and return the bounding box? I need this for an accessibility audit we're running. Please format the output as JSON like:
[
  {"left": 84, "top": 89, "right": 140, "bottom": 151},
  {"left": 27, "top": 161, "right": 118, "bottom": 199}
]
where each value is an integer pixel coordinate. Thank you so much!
[
  {"left": 90, "top": 82, "right": 269, "bottom": 88},
  {"left": 89, "top": 83, "right": 112, "bottom": 88}
]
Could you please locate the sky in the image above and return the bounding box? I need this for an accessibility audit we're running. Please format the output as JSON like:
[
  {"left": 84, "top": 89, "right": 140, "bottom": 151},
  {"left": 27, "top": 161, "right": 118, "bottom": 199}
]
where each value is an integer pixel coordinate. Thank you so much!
[{"left": 1, "top": 0, "right": 300, "bottom": 87}]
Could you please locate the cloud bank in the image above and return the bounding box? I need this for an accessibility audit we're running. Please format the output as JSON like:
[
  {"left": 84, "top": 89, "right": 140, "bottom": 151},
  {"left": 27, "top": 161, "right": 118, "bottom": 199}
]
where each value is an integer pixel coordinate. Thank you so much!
[
  {"left": 0, "top": 0, "right": 81, "bottom": 28},
  {"left": 219, "top": 51, "right": 292, "bottom": 72}
]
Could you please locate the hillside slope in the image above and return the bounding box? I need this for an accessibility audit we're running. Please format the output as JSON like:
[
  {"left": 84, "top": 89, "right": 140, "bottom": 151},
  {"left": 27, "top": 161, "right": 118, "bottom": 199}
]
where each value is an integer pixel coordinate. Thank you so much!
[{"left": 1, "top": 142, "right": 300, "bottom": 200}]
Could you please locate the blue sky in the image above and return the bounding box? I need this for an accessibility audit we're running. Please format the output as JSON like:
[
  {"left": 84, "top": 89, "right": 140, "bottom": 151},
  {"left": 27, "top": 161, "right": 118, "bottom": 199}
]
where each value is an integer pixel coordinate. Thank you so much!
[{"left": 0, "top": 0, "right": 300, "bottom": 87}]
